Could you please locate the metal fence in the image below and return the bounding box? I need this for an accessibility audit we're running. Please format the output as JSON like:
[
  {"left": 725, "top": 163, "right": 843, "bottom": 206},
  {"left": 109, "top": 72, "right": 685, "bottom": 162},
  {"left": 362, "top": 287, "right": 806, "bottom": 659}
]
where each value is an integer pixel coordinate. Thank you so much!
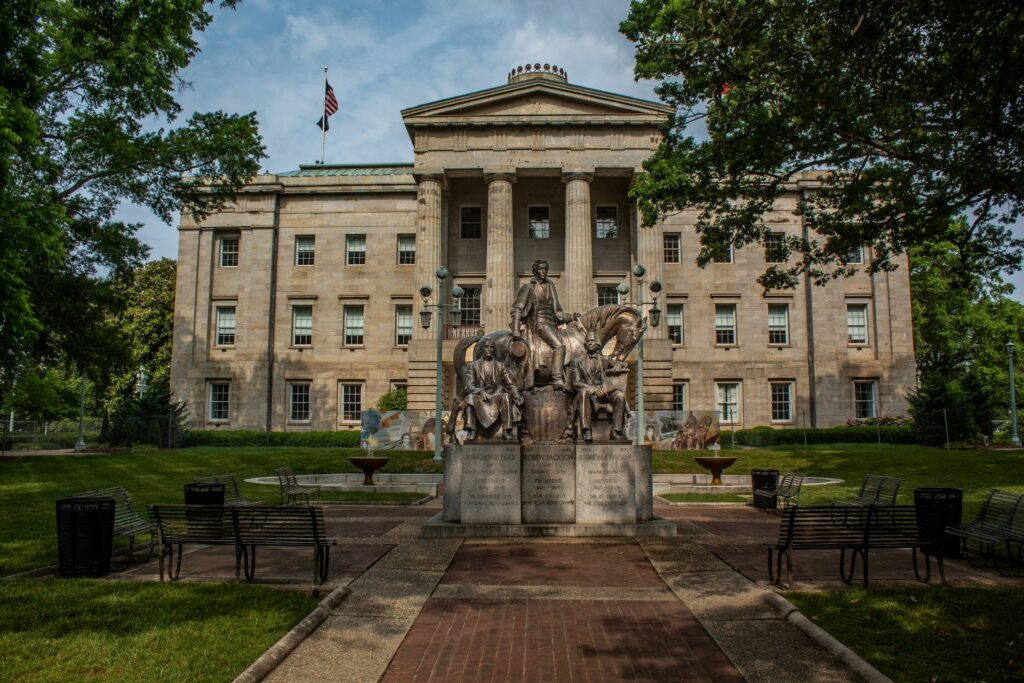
[{"left": 0, "top": 419, "right": 103, "bottom": 452}]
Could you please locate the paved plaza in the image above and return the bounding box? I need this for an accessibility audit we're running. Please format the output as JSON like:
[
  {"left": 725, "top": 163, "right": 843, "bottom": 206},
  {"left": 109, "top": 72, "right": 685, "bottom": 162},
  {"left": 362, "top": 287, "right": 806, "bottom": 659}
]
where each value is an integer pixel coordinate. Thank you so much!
[{"left": 107, "top": 501, "right": 1024, "bottom": 681}]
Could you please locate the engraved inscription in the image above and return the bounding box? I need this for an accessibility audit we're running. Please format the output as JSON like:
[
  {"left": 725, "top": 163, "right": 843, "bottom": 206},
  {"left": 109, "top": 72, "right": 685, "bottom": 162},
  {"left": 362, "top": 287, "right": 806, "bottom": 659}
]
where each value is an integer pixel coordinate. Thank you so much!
[
  {"left": 576, "top": 445, "right": 636, "bottom": 524},
  {"left": 522, "top": 446, "right": 575, "bottom": 523},
  {"left": 461, "top": 446, "right": 521, "bottom": 524}
]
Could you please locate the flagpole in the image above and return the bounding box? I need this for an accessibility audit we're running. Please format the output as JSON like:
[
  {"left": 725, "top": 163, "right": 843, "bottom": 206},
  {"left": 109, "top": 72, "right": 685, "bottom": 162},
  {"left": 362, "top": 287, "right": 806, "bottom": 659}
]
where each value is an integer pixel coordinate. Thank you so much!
[{"left": 320, "top": 66, "right": 328, "bottom": 165}]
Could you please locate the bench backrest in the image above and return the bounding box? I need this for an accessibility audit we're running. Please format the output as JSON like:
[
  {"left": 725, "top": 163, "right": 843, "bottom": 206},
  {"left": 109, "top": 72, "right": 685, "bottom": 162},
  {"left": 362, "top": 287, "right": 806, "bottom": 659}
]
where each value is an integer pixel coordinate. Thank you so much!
[
  {"left": 972, "top": 489, "right": 1022, "bottom": 533},
  {"left": 778, "top": 474, "right": 805, "bottom": 497},
  {"left": 76, "top": 486, "right": 146, "bottom": 533},
  {"left": 233, "top": 506, "right": 328, "bottom": 545},
  {"left": 197, "top": 474, "right": 244, "bottom": 504},
  {"left": 148, "top": 504, "right": 234, "bottom": 542},
  {"left": 777, "top": 504, "right": 948, "bottom": 549},
  {"left": 276, "top": 467, "right": 298, "bottom": 488},
  {"left": 875, "top": 476, "right": 902, "bottom": 507}
]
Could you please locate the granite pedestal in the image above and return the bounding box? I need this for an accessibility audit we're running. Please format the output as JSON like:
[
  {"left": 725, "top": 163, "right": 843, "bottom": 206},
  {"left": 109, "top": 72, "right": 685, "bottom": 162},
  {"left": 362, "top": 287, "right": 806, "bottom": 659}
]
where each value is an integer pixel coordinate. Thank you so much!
[{"left": 424, "top": 442, "right": 675, "bottom": 538}]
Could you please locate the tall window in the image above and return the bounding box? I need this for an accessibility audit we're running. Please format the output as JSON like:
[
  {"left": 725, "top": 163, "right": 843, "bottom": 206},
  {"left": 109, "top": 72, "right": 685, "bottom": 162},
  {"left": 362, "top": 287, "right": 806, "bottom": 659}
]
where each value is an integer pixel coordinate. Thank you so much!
[
  {"left": 715, "top": 304, "right": 737, "bottom": 345},
  {"left": 295, "top": 236, "right": 315, "bottom": 266},
  {"left": 845, "top": 246, "right": 864, "bottom": 264},
  {"left": 847, "top": 304, "right": 868, "bottom": 345},
  {"left": 208, "top": 382, "right": 230, "bottom": 421},
  {"left": 215, "top": 306, "right": 236, "bottom": 346},
  {"left": 397, "top": 235, "right": 416, "bottom": 264},
  {"left": 597, "top": 286, "right": 620, "bottom": 306},
  {"left": 667, "top": 304, "right": 684, "bottom": 344},
  {"left": 854, "top": 381, "right": 877, "bottom": 418},
  {"left": 528, "top": 206, "right": 550, "bottom": 239},
  {"left": 343, "top": 305, "right": 364, "bottom": 346},
  {"left": 717, "top": 382, "right": 741, "bottom": 424},
  {"left": 289, "top": 383, "right": 311, "bottom": 422},
  {"left": 460, "top": 206, "right": 482, "bottom": 238},
  {"left": 459, "top": 286, "right": 481, "bottom": 326},
  {"left": 390, "top": 380, "right": 408, "bottom": 392},
  {"left": 595, "top": 206, "right": 618, "bottom": 239},
  {"left": 395, "top": 305, "right": 412, "bottom": 346},
  {"left": 346, "top": 234, "right": 366, "bottom": 265},
  {"left": 710, "top": 238, "right": 734, "bottom": 263},
  {"left": 292, "top": 306, "right": 313, "bottom": 346},
  {"left": 219, "top": 237, "right": 239, "bottom": 267},
  {"left": 768, "top": 304, "right": 789, "bottom": 345},
  {"left": 672, "top": 383, "right": 686, "bottom": 412},
  {"left": 663, "top": 233, "right": 681, "bottom": 263},
  {"left": 771, "top": 382, "right": 792, "bottom": 422},
  {"left": 764, "top": 233, "right": 785, "bottom": 263},
  {"left": 340, "top": 383, "right": 363, "bottom": 422}
]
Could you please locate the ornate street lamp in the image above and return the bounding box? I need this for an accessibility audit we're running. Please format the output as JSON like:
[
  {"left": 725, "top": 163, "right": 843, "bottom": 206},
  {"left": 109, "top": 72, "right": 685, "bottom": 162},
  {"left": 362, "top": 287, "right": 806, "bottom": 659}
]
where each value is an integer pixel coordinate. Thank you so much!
[
  {"left": 619, "top": 265, "right": 662, "bottom": 444},
  {"left": 1009, "top": 341, "right": 1021, "bottom": 447},
  {"left": 136, "top": 366, "right": 148, "bottom": 398},
  {"left": 418, "top": 267, "right": 464, "bottom": 462},
  {"left": 74, "top": 374, "right": 87, "bottom": 452}
]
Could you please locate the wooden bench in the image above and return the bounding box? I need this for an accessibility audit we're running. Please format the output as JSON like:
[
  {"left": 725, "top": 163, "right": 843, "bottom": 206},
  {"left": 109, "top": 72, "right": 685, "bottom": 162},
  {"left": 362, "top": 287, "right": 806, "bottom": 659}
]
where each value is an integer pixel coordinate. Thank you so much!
[
  {"left": 834, "top": 474, "right": 902, "bottom": 510},
  {"left": 234, "top": 506, "right": 336, "bottom": 588},
  {"left": 754, "top": 473, "right": 804, "bottom": 511},
  {"left": 275, "top": 467, "right": 320, "bottom": 505},
  {"left": 148, "top": 505, "right": 337, "bottom": 589},
  {"left": 76, "top": 486, "right": 156, "bottom": 560},
  {"left": 767, "top": 504, "right": 947, "bottom": 586},
  {"left": 946, "top": 489, "right": 1023, "bottom": 569},
  {"left": 196, "top": 474, "right": 264, "bottom": 507},
  {"left": 147, "top": 504, "right": 237, "bottom": 581}
]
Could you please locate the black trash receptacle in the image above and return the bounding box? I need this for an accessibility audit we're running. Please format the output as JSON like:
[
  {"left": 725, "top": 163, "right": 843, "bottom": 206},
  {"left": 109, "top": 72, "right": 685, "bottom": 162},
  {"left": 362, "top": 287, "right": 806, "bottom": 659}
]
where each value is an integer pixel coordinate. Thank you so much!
[
  {"left": 57, "top": 497, "right": 115, "bottom": 577},
  {"left": 751, "top": 469, "right": 780, "bottom": 509},
  {"left": 184, "top": 482, "right": 225, "bottom": 506},
  {"left": 914, "top": 487, "right": 963, "bottom": 558}
]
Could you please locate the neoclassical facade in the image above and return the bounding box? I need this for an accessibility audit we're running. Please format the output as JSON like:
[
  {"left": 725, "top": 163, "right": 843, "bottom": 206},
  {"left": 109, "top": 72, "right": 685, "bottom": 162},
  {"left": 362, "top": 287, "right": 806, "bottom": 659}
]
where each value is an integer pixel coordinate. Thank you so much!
[{"left": 171, "top": 64, "right": 916, "bottom": 432}]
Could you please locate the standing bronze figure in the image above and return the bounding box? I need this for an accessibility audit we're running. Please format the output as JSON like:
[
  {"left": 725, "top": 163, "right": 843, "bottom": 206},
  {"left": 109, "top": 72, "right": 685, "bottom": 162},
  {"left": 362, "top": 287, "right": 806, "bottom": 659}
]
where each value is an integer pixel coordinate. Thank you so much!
[{"left": 510, "top": 259, "right": 568, "bottom": 390}]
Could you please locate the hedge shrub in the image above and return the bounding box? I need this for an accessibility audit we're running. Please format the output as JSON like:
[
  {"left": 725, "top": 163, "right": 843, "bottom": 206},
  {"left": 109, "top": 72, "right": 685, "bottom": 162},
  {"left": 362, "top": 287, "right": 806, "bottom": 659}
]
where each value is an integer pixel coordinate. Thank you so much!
[
  {"left": 729, "top": 424, "right": 917, "bottom": 447},
  {"left": 181, "top": 430, "right": 362, "bottom": 448}
]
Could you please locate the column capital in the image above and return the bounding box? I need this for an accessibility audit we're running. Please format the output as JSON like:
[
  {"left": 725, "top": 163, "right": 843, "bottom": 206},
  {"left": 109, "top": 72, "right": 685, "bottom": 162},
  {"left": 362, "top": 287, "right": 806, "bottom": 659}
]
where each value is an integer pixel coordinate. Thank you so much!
[
  {"left": 483, "top": 170, "right": 516, "bottom": 184},
  {"left": 562, "top": 169, "right": 594, "bottom": 184},
  {"left": 413, "top": 171, "right": 446, "bottom": 187}
]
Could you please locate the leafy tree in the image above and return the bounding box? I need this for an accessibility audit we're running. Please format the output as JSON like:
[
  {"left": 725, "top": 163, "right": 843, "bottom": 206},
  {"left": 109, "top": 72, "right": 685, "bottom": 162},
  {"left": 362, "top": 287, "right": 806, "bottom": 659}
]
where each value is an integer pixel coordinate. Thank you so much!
[
  {"left": 1, "top": 368, "right": 80, "bottom": 423},
  {"left": 0, "top": 0, "right": 264, "bottom": 391},
  {"left": 376, "top": 388, "right": 408, "bottom": 411},
  {"left": 621, "top": 1, "right": 1024, "bottom": 289}
]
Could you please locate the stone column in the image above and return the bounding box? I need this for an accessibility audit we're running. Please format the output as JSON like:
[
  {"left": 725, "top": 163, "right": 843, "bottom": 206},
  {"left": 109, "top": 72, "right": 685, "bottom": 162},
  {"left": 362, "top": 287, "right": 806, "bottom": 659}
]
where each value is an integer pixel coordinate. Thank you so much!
[
  {"left": 413, "top": 173, "right": 443, "bottom": 341},
  {"left": 484, "top": 173, "right": 515, "bottom": 334},
  {"left": 633, "top": 198, "right": 666, "bottom": 340},
  {"left": 563, "top": 171, "right": 595, "bottom": 315}
]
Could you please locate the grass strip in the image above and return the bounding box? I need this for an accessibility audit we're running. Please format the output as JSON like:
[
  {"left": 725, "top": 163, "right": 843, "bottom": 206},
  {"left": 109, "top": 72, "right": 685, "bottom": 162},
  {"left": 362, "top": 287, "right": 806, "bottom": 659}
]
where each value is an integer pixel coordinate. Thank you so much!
[
  {"left": 0, "top": 578, "right": 315, "bottom": 683},
  {"left": 788, "top": 587, "right": 1024, "bottom": 683},
  {"left": 659, "top": 492, "right": 751, "bottom": 504}
]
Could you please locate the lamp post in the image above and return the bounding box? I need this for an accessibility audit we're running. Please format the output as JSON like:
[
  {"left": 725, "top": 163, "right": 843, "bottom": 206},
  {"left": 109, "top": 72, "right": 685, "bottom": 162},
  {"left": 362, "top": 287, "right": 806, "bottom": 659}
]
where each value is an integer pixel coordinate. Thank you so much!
[
  {"left": 136, "top": 366, "right": 148, "bottom": 398},
  {"left": 419, "top": 267, "right": 465, "bottom": 462},
  {"left": 617, "top": 264, "right": 662, "bottom": 445},
  {"left": 1009, "top": 341, "right": 1021, "bottom": 447},
  {"left": 74, "top": 374, "right": 87, "bottom": 452}
]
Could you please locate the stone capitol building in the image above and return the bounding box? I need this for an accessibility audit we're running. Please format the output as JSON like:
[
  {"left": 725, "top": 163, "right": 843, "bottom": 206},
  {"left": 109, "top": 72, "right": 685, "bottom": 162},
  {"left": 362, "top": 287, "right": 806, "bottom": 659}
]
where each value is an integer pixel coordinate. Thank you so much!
[{"left": 171, "top": 64, "right": 916, "bottom": 433}]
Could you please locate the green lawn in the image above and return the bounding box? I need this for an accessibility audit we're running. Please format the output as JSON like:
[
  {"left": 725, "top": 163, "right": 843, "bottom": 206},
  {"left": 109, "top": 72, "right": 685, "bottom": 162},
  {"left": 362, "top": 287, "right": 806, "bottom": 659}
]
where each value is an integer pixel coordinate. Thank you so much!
[
  {"left": 660, "top": 492, "right": 752, "bottom": 504},
  {"left": 656, "top": 444, "right": 1024, "bottom": 516},
  {"left": 0, "top": 447, "right": 438, "bottom": 576},
  {"left": 0, "top": 579, "right": 315, "bottom": 683},
  {"left": 789, "top": 588, "right": 1024, "bottom": 683}
]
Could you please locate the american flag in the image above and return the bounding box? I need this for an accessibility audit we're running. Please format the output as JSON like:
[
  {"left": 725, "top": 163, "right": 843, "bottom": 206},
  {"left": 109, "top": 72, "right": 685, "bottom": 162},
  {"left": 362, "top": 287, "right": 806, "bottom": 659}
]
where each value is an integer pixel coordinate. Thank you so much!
[{"left": 316, "top": 80, "right": 339, "bottom": 131}]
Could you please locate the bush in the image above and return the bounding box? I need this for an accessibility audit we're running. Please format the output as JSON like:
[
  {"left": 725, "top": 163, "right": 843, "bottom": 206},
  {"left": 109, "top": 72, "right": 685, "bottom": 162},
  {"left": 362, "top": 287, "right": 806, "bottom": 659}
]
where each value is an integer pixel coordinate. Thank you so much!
[
  {"left": 106, "top": 379, "right": 188, "bottom": 447},
  {"left": 908, "top": 371, "right": 997, "bottom": 446},
  {"left": 376, "top": 388, "right": 408, "bottom": 411},
  {"left": 181, "top": 430, "right": 361, "bottom": 448},
  {"left": 731, "top": 424, "right": 917, "bottom": 447}
]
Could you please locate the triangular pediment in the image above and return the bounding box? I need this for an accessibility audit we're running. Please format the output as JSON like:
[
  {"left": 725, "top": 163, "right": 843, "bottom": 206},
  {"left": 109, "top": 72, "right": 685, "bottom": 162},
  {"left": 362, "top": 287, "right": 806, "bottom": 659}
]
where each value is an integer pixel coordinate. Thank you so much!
[{"left": 401, "top": 78, "right": 672, "bottom": 126}]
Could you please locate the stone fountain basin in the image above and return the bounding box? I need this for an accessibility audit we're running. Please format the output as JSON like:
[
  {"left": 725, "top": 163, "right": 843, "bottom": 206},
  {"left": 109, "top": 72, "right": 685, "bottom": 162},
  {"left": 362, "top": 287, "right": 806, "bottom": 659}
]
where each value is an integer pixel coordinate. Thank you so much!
[
  {"left": 348, "top": 456, "right": 390, "bottom": 485},
  {"left": 693, "top": 456, "right": 738, "bottom": 485},
  {"left": 245, "top": 472, "right": 440, "bottom": 496}
]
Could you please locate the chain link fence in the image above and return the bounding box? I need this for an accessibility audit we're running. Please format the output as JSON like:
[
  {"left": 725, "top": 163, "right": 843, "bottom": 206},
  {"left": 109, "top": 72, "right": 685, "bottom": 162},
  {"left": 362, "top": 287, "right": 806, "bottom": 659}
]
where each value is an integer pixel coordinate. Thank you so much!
[{"left": 0, "top": 419, "right": 103, "bottom": 453}]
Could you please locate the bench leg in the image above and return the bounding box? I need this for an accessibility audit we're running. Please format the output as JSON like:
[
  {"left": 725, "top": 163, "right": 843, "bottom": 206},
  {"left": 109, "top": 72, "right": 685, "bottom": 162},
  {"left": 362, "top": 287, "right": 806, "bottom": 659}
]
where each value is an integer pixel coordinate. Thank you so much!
[
  {"left": 243, "top": 545, "right": 256, "bottom": 582},
  {"left": 912, "top": 547, "right": 932, "bottom": 582},
  {"left": 234, "top": 544, "right": 243, "bottom": 583},
  {"left": 767, "top": 548, "right": 774, "bottom": 583},
  {"left": 158, "top": 545, "right": 168, "bottom": 582},
  {"left": 840, "top": 548, "right": 861, "bottom": 584}
]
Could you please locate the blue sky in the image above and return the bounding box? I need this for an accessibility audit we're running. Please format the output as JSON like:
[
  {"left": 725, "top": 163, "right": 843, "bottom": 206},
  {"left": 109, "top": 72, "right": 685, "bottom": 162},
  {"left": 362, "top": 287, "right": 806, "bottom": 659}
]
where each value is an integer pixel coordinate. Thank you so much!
[{"left": 124, "top": 0, "right": 1024, "bottom": 299}]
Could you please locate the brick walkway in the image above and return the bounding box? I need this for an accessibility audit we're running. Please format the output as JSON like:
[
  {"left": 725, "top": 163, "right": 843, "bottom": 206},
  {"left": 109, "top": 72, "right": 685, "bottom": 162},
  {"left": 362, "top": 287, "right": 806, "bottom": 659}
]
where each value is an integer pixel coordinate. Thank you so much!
[{"left": 383, "top": 597, "right": 742, "bottom": 683}]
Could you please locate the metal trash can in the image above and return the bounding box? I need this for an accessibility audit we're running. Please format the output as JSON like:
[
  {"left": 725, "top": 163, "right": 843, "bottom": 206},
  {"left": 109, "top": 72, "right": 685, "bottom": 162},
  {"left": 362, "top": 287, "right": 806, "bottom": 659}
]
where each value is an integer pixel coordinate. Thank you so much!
[
  {"left": 751, "top": 469, "right": 780, "bottom": 509},
  {"left": 57, "top": 497, "right": 115, "bottom": 577},
  {"left": 914, "top": 487, "right": 963, "bottom": 558},
  {"left": 184, "top": 482, "right": 225, "bottom": 506}
]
